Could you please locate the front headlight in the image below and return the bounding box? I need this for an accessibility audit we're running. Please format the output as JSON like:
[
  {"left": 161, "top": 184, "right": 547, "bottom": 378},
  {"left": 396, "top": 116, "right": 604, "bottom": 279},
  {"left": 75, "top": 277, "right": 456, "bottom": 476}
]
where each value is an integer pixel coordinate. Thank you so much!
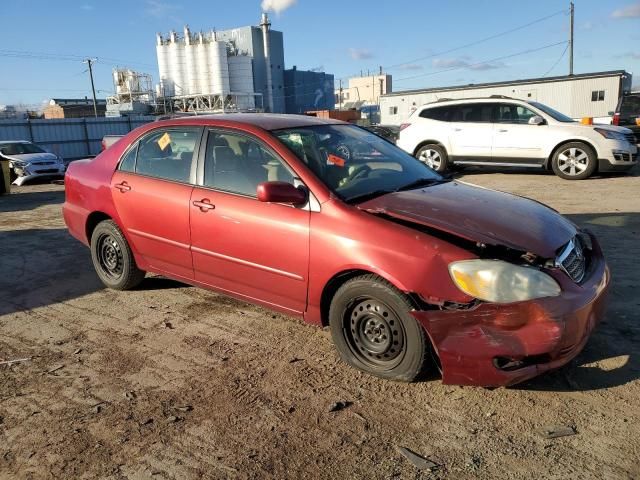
[
  {"left": 448, "top": 260, "right": 561, "bottom": 304},
  {"left": 594, "top": 128, "right": 627, "bottom": 141}
]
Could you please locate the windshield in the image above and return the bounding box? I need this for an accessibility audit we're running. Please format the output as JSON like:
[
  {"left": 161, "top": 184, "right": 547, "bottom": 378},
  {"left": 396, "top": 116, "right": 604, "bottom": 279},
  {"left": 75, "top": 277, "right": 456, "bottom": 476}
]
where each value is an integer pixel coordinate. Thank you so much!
[
  {"left": 529, "top": 102, "right": 575, "bottom": 123},
  {"left": 0, "top": 142, "right": 46, "bottom": 155},
  {"left": 620, "top": 95, "right": 640, "bottom": 117},
  {"left": 272, "top": 124, "right": 443, "bottom": 203}
]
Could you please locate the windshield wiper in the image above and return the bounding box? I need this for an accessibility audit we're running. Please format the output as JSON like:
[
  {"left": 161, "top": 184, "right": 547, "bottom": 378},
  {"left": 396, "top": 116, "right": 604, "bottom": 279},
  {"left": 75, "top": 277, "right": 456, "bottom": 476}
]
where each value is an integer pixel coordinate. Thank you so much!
[
  {"left": 396, "top": 177, "right": 450, "bottom": 192},
  {"left": 346, "top": 189, "right": 395, "bottom": 204}
]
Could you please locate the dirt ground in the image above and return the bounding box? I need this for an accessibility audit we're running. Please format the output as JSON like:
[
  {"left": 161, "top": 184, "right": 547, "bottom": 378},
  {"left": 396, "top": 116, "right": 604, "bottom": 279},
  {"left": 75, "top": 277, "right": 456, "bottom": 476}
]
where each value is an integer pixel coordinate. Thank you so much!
[{"left": 1, "top": 168, "right": 639, "bottom": 480}]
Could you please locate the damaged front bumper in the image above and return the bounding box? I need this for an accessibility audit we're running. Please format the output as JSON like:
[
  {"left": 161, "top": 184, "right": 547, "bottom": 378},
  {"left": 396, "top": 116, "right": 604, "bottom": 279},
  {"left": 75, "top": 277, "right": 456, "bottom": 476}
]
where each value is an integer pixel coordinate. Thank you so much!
[{"left": 412, "top": 241, "right": 610, "bottom": 387}]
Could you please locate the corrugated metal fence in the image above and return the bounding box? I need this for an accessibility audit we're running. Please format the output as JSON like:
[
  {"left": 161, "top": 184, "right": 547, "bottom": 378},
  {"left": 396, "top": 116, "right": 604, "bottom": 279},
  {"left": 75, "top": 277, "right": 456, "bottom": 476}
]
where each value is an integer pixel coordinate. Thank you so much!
[{"left": 0, "top": 116, "right": 155, "bottom": 160}]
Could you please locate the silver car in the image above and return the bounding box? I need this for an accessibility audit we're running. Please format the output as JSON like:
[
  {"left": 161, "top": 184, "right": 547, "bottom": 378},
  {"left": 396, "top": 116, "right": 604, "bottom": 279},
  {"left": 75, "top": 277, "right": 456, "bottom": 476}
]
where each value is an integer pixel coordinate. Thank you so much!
[{"left": 0, "top": 141, "right": 66, "bottom": 186}]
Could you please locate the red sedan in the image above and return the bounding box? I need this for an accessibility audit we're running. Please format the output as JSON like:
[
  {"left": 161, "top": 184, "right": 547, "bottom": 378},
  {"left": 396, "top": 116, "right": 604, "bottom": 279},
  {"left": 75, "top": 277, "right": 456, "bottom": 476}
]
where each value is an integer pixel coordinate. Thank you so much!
[{"left": 63, "top": 114, "right": 609, "bottom": 386}]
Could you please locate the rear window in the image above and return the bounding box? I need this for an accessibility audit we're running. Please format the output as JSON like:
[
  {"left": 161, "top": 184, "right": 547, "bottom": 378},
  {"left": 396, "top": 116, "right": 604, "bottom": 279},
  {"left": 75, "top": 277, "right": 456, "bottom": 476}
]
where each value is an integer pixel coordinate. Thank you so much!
[
  {"left": 419, "top": 106, "right": 452, "bottom": 121},
  {"left": 620, "top": 95, "right": 640, "bottom": 117}
]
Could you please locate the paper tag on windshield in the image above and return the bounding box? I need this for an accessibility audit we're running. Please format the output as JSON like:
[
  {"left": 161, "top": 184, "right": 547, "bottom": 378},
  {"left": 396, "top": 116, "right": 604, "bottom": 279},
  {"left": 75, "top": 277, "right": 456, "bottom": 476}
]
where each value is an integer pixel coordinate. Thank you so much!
[
  {"left": 157, "top": 132, "right": 171, "bottom": 151},
  {"left": 327, "top": 154, "right": 346, "bottom": 167}
]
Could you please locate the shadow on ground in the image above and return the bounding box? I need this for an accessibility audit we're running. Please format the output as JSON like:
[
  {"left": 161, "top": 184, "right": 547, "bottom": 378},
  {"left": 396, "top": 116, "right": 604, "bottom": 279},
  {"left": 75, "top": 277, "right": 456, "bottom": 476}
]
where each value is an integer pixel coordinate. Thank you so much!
[{"left": 0, "top": 189, "right": 64, "bottom": 213}]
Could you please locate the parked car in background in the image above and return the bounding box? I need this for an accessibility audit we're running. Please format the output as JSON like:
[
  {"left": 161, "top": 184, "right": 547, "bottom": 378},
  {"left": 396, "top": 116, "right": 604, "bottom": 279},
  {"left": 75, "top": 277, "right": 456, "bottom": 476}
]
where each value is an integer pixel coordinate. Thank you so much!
[
  {"left": 612, "top": 92, "right": 640, "bottom": 144},
  {"left": 101, "top": 135, "right": 123, "bottom": 151},
  {"left": 0, "top": 140, "right": 66, "bottom": 185},
  {"left": 64, "top": 114, "right": 609, "bottom": 387},
  {"left": 397, "top": 97, "right": 638, "bottom": 179},
  {"left": 363, "top": 124, "right": 400, "bottom": 143}
]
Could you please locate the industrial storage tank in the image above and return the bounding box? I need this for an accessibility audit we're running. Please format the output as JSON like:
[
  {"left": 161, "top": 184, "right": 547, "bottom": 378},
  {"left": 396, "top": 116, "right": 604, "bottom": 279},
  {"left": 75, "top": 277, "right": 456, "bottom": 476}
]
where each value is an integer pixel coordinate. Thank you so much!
[
  {"left": 207, "top": 36, "right": 231, "bottom": 95},
  {"left": 156, "top": 34, "right": 173, "bottom": 96},
  {"left": 195, "top": 33, "right": 211, "bottom": 95},
  {"left": 183, "top": 26, "right": 199, "bottom": 95},
  {"left": 167, "top": 31, "right": 186, "bottom": 96}
]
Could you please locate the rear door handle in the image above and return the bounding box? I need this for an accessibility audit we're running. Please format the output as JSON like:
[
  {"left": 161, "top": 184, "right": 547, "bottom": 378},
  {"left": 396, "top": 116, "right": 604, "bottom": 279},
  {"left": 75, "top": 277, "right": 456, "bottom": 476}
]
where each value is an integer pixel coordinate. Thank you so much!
[
  {"left": 498, "top": 129, "right": 509, "bottom": 133},
  {"left": 193, "top": 199, "right": 215, "bottom": 212},
  {"left": 114, "top": 181, "right": 131, "bottom": 192},
  {"left": 453, "top": 128, "right": 462, "bottom": 132}
]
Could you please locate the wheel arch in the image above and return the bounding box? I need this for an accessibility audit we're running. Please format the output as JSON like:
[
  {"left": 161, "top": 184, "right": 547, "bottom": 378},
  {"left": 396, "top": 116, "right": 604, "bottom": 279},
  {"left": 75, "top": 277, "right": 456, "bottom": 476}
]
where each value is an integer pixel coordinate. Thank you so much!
[
  {"left": 545, "top": 139, "right": 599, "bottom": 170},
  {"left": 85, "top": 211, "right": 113, "bottom": 243},
  {"left": 413, "top": 140, "right": 448, "bottom": 157},
  {"left": 319, "top": 268, "right": 419, "bottom": 327}
]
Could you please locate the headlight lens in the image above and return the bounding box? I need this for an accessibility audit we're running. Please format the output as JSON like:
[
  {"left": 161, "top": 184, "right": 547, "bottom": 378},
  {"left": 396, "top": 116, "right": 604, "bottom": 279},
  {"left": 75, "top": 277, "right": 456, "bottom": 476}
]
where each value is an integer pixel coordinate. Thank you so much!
[
  {"left": 594, "top": 128, "right": 626, "bottom": 141},
  {"left": 448, "top": 260, "right": 561, "bottom": 303}
]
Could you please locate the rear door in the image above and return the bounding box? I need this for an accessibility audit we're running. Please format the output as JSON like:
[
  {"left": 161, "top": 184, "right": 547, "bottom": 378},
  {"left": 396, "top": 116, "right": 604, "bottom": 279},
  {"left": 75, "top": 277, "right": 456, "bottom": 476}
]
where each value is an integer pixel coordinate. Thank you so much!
[
  {"left": 111, "top": 127, "right": 202, "bottom": 280},
  {"left": 190, "top": 128, "right": 310, "bottom": 314},
  {"left": 491, "top": 103, "right": 547, "bottom": 165},
  {"left": 447, "top": 103, "right": 494, "bottom": 162}
]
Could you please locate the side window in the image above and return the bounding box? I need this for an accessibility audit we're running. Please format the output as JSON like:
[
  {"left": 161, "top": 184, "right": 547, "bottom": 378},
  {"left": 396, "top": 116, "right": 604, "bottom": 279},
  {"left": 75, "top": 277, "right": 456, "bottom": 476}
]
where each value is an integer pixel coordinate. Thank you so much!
[
  {"left": 496, "top": 104, "right": 537, "bottom": 124},
  {"left": 388, "top": 106, "right": 398, "bottom": 115},
  {"left": 204, "top": 131, "right": 295, "bottom": 197},
  {"left": 135, "top": 128, "right": 200, "bottom": 183},
  {"left": 591, "top": 90, "right": 605, "bottom": 102},
  {"left": 419, "top": 106, "right": 450, "bottom": 121},
  {"left": 451, "top": 104, "right": 492, "bottom": 123},
  {"left": 118, "top": 144, "right": 138, "bottom": 172}
]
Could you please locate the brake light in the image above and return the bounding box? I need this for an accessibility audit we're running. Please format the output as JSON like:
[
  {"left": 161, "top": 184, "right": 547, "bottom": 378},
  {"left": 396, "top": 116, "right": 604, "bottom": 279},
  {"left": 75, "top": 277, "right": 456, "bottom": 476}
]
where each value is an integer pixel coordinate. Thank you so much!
[
  {"left": 399, "top": 123, "right": 411, "bottom": 131},
  {"left": 612, "top": 113, "right": 620, "bottom": 126}
]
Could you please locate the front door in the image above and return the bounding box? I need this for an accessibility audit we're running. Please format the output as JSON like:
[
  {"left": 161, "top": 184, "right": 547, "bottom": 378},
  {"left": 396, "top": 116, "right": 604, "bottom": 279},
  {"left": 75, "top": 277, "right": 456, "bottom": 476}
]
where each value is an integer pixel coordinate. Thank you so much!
[
  {"left": 448, "top": 103, "right": 494, "bottom": 162},
  {"left": 111, "top": 127, "right": 202, "bottom": 279},
  {"left": 491, "top": 103, "right": 547, "bottom": 164},
  {"left": 190, "top": 129, "right": 310, "bottom": 314}
]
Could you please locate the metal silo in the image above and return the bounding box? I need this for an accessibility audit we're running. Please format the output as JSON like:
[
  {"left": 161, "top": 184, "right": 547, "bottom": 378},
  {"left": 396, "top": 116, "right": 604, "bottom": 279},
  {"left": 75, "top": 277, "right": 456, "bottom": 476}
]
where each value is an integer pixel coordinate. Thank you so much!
[
  {"left": 156, "top": 34, "right": 173, "bottom": 96},
  {"left": 195, "top": 32, "right": 211, "bottom": 95},
  {"left": 168, "top": 30, "right": 186, "bottom": 96},
  {"left": 208, "top": 37, "right": 230, "bottom": 95},
  {"left": 228, "top": 55, "right": 255, "bottom": 109},
  {"left": 183, "top": 26, "right": 199, "bottom": 95}
]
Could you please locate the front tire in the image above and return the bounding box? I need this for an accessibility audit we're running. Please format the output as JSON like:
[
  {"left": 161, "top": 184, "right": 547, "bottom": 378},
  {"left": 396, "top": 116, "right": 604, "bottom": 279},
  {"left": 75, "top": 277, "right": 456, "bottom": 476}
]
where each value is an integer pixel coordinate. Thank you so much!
[
  {"left": 415, "top": 144, "right": 449, "bottom": 173},
  {"left": 90, "top": 220, "right": 145, "bottom": 290},
  {"left": 329, "top": 275, "right": 430, "bottom": 382},
  {"left": 551, "top": 142, "right": 597, "bottom": 180}
]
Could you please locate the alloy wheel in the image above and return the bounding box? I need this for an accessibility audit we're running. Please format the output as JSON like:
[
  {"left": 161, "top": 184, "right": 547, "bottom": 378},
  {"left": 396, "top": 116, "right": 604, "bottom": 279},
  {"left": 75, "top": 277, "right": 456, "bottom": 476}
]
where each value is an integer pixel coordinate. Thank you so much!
[
  {"left": 418, "top": 148, "right": 442, "bottom": 169},
  {"left": 557, "top": 147, "right": 589, "bottom": 176}
]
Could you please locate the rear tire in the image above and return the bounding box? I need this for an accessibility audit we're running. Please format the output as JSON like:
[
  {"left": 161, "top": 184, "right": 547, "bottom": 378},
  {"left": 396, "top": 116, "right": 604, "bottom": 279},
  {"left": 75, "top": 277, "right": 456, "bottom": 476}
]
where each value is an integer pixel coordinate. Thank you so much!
[
  {"left": 329, "top": 274, "right": 430, "bottom": 382},
  {"left": 551, "top": 142, "right": 597, "bottom": 180},
  {"left": 90, "top": 220, "right": 145, "bottom": 290},
  {"left": 415, "top": 144, "right": 449, "bottom": 173}
]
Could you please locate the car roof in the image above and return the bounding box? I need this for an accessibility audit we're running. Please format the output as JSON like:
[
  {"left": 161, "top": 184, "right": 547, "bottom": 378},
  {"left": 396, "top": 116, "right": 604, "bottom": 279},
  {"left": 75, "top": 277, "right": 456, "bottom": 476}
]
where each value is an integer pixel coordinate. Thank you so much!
[
  {"left": 420, "top": 97, "right": 528, "bottom": 109},
  {"left": 161, "top": 113, "right": 348, "bottom": 130}
]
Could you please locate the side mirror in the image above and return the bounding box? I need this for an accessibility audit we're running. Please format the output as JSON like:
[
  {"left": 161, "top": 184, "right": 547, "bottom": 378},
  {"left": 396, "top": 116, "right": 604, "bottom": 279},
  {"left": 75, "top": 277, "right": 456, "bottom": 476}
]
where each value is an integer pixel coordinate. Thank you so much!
[
  {"left": 257, "top": 181, "right": 307, "bottom": 205},
  {"left": 528, "top": 115, "right": 545, "bottom": 126}
]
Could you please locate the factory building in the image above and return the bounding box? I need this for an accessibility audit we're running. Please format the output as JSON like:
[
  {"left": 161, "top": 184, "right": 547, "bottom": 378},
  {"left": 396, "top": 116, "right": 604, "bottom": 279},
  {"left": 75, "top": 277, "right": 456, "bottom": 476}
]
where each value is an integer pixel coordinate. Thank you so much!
[
  {"left": 155, "top": 14, "right": 286, "bottom": 113},
  {"left": 283, "top": 67, "right": 335, "bottom": 114},
  {"left": 380, "top": 70, "right": 633, "bottom": 125}
]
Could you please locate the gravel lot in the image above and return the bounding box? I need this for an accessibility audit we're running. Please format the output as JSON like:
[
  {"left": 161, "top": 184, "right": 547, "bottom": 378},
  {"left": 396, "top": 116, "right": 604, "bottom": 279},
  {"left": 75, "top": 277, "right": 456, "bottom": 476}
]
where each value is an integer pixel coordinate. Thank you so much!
[{"left": 1, "top": 168, "right": 639, "bottom": 479}]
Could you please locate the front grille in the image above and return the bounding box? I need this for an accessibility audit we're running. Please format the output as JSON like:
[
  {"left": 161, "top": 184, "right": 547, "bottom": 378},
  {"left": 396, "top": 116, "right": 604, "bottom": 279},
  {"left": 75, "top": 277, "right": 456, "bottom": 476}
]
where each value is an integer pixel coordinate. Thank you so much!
[
  {"left": 556, "top": 238, "right": 586, "bottom": 283},
  {"left": 33, "top": 161, "right": 55, "bottom": 166}
]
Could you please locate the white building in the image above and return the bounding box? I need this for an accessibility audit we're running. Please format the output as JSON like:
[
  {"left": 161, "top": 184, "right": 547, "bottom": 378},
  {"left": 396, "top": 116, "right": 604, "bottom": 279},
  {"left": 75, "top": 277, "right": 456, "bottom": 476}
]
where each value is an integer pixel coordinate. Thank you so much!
[{"left": 381, "top": 70, "right": 633, "bottom": 125}]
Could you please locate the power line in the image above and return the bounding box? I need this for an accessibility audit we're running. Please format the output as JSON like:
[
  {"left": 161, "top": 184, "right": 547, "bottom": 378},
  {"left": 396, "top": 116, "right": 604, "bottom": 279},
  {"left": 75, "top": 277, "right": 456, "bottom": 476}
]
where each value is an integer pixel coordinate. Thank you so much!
[
  {"left": 394, "top": 41, "right": 568, "bottom": 83},
  {"left": 542, "top": 43, "right": 570, "bottom": 77}
]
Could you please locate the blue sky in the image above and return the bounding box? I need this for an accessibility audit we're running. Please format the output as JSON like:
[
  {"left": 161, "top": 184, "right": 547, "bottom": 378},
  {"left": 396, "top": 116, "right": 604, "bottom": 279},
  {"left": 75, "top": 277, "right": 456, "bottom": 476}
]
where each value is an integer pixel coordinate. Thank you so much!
[{"left": 1, "top": 0, "right": 639, "bottom": 107}]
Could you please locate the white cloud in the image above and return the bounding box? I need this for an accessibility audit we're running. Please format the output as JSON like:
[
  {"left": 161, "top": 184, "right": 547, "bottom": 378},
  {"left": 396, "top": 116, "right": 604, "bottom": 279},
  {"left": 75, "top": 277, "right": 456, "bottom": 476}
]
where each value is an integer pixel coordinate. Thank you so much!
[
  {"left": 80, "top": 4, "right": 94, "bottom": 11},
  {"left": 348, "top": 48, "right": 374, "bottom": 60},
  {"left": 433, "top": 57, "right": 505, "bottom": 71},
  {"left": 145, "top": 0, "right": 181, "bottom": 18},
  {"left": 612, "top": 2, "right": 640, "bottom": 18},
  {"left": 625, "top": 52, "right": 640, "bottom": 59},
  {"left": 261, "top": 0, "right": 297, "bottom": 15}
]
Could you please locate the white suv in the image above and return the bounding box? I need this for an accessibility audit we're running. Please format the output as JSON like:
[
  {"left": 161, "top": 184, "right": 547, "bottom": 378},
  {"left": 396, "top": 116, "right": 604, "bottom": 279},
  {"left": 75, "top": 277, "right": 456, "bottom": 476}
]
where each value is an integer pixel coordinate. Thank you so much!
[{"left": 397, "top": 97, "right": 638, "bottom": 180}]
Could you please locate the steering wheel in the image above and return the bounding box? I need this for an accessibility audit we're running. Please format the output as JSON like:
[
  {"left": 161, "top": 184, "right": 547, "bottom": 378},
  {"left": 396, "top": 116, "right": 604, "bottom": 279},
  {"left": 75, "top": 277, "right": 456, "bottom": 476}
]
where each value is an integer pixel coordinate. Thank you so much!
[{"left": 343, "top": 164, "right": 371, "bottom": 184}]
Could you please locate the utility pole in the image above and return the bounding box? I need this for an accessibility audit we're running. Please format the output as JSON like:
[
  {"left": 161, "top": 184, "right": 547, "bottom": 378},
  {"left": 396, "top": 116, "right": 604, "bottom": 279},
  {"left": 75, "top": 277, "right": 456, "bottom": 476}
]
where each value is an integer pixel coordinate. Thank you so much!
[
  {"left": 83, "top": 58, "right": 98, "bottom": 117},
  {"left": 569, "top": 1, "right": 574, "bottom": 75},
  {"left": 338, "top": 79, "right": 343, "bottom": 111}
]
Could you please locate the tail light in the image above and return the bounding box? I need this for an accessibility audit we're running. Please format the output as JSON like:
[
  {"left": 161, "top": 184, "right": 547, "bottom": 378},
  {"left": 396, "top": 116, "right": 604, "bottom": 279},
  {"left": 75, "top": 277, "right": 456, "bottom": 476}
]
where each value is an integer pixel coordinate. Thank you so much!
[
  {"left": 399, "top": 123, "right": 411, "bottom": 131},
  {"left": 612, "top": 113, "right": 620, "bottom": 126}
]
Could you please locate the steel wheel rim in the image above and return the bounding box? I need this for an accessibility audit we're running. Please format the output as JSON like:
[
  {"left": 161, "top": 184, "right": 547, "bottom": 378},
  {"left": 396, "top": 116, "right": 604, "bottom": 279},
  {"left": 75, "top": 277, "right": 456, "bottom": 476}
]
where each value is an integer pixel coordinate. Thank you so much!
[
  {"left": 97, "top": 233, "right": 124, "bottom": 279},
  {"left": 344, "top": 297, "right": 405, "bottom": 370},
  {"left": 558, "top": 147, "right": 589, "bottom": 176},
  {"left": 418, "top": 148, "right": 442, "bottom": 169}
]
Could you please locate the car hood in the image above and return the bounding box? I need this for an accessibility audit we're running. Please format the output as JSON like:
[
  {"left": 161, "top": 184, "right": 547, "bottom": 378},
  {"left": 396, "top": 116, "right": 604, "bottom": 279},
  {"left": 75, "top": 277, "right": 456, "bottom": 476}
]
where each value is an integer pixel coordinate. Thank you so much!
[
  {"left": 587, "top": 124, "right": 633, "bottom": 134},
  {"left": 4, "top": 152, "right": 59, "bottom": 163},
  {"left": 357, "top": 181, "right": 576, "bottom": 258}
]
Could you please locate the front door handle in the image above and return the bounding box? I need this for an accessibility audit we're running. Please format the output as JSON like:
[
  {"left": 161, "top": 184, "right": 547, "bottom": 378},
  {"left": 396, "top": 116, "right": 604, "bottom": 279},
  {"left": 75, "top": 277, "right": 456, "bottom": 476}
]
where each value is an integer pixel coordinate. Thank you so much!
[
  {"left": 114, "top": 181, "right": 131, "bottom": 192},
  {"left": 498, "top": 129, "right": 509, "bottom": 133},
  {"left": 453, "top": 128, "right": 462, "bottom": 132},
  {"left": 193, "top": 199, "right": 215, "bottom": 212}
]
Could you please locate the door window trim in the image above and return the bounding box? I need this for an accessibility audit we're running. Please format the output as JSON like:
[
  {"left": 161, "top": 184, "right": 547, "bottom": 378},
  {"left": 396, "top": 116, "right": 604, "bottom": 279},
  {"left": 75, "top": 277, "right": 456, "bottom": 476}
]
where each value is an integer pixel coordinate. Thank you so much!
[{"left": 115, "top": 126, "right": 205, "bottom": 186}]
